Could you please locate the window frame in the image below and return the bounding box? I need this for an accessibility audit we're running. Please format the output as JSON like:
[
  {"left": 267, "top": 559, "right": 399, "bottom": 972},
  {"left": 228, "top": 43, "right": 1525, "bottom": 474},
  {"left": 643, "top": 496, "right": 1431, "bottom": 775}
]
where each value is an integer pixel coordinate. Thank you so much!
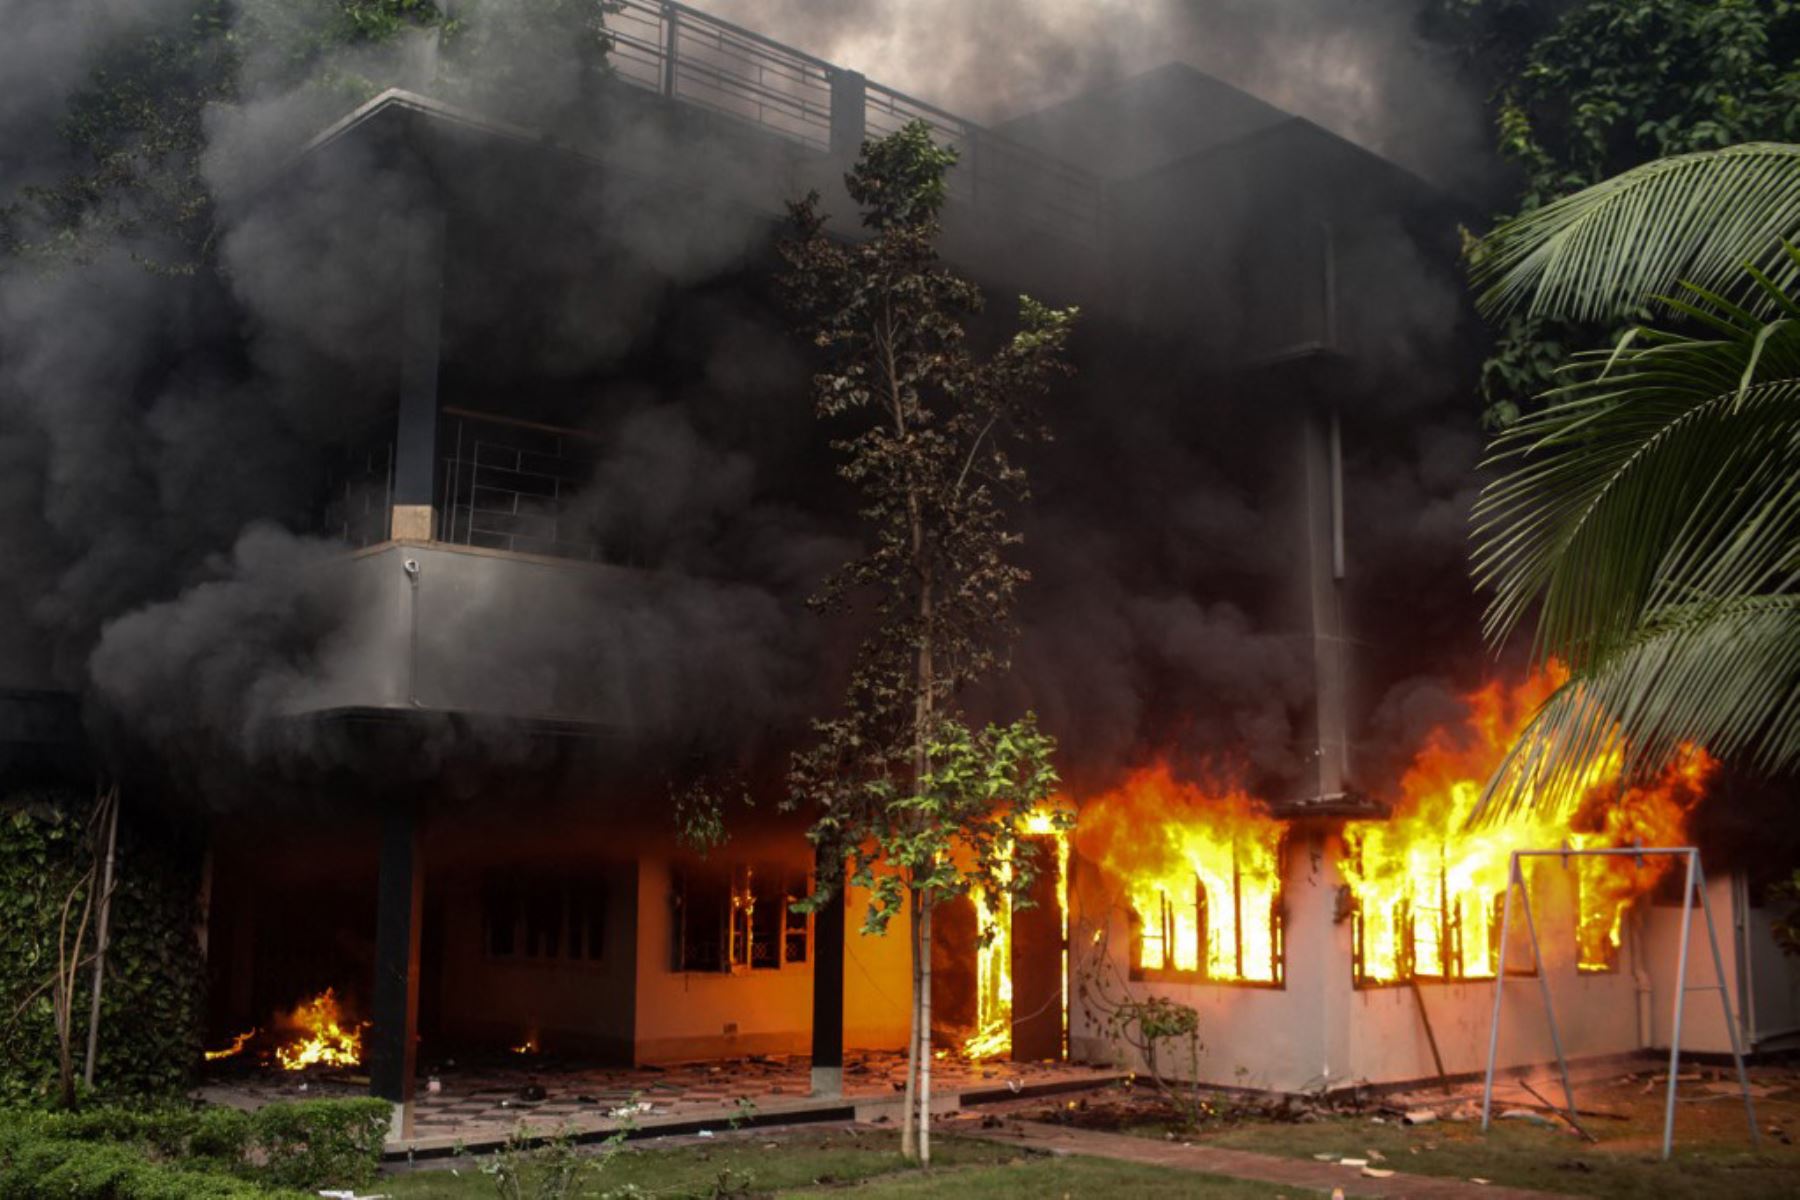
[
  {"left": 672, "top": 862, "right": 811, "bottom": 975},
  {"left": 1126, "top": 837, "right": 1287, "bottom": 989}
]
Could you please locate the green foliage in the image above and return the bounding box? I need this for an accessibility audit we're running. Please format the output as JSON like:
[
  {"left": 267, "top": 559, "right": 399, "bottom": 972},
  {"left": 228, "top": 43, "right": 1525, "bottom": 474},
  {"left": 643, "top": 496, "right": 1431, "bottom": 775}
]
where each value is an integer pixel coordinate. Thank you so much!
[
  {"left": 479, "top": 1122, "right": 628, "bottom": 1200},
  {"left": 1472, "top": 143, "right": 1800, "bottom": 322},
  {"left": 1075, "top": 941, "right": 1207, "bottom": 1128},
  {"left": 1452, "top": 0, "right": 1800, "bottom": 423},
  {"left": 1773, "top": 871, "right": 1800, "bottom": 956},
  {"left": 778, "top": 120, "right": 1076, "bottom": 932},
  {"left": 1472, "top": 230, "right": 1800, "bottom": 812},
  {"left": 779, "top": 120, "right": 1075, "bottom": 1163},
  {"left": 845, "top": 717, "right": 1065, "bottom": 939},
  {"left": 0, "top": 1099, "right": 387, "bottom": 1196},
  {"left": 251, "top": 1097, "right": 393, "bottom": 1188},
  {"left": 0, "top": 790, "right": 204, "bottom": 1105},
  {"left": 0, "top": 1134, "right": 301, "bottom": 1199}
]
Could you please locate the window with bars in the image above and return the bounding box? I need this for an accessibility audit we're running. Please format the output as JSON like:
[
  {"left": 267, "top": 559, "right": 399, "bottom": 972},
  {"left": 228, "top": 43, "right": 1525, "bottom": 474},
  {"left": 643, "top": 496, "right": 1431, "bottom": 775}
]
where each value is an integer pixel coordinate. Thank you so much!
[
  {"left": 1128, "top": 866, "right": 1284, "bottom": 985},
  {"left": 482, "top": 872, "right": 605, "bottom": 963},
  {"left": 1349, "top": 859, "right": 1533, "bottom": 987},
  {"left": 673, "top": 863, "right": 810, "bottom": 973}
]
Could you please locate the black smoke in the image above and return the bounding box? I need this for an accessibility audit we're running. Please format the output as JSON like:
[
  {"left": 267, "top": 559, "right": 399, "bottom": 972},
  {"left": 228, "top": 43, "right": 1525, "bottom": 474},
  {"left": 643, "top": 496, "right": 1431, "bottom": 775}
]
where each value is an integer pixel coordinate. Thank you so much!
[{"left": 0, "top": 0, "right": 1495, "bottom": 809}]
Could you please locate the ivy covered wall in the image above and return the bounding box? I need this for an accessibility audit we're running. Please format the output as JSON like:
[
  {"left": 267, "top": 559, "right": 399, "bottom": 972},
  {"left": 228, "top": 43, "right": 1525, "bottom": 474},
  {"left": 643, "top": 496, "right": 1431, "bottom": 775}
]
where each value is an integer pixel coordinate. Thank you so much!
[{"left": 0, "top": 788, "right": 205, "bottom": 1105}]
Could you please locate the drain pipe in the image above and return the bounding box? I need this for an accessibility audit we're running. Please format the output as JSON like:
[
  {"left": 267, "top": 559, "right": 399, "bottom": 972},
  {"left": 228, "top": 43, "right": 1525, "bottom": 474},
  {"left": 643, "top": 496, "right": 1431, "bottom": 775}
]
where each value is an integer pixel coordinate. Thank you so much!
[{"left": 403, "top": 556, "right": 422, "bottom": 708}]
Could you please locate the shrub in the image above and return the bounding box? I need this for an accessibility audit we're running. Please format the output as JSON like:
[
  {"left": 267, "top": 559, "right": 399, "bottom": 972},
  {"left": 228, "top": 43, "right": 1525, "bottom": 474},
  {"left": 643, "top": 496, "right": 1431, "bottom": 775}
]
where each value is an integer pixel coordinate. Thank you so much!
[
  {"left": 191, "top": 1104, "right": 253, "bottom": 1163},
  {"left": 0, "top": 1097, "right": 390, "bottom": 1194},
  {"left": 0, "top": 1121, "right": 306, "bottom": 1199},
  {"left": 251, "top": 1097, "right": 392, "bottom": 1188}
]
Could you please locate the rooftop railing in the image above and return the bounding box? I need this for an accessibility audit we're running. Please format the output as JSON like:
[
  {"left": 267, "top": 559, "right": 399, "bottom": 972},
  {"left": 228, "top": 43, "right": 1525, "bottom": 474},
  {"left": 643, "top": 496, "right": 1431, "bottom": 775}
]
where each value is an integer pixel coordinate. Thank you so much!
[{"left": 606, "top": 0, "right": 1104, "bottom": 247}]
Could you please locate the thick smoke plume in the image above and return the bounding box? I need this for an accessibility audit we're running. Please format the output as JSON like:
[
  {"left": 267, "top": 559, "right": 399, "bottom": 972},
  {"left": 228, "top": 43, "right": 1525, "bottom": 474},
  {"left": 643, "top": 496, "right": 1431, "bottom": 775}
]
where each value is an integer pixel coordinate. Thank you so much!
[
  {"left": 698, "top": 0, "right": 1498, "bottom": 193},
  {"left": 0, "top": 0, "right": 1491, "bottom": 808}
]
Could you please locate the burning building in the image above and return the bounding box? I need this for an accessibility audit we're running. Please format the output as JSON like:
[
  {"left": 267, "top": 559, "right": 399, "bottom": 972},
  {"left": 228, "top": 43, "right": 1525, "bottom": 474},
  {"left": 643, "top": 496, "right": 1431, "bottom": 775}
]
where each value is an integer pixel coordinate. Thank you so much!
[{"left": 3, "top": 0, "right": 1797, "bottom": 1127}]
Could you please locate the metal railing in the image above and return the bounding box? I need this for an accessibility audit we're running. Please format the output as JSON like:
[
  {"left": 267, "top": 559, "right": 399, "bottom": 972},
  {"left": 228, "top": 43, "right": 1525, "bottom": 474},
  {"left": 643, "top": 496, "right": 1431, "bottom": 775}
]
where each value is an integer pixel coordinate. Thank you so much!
[
  {"left": 436, "top": 408, "right": 604, "bottom": 561},
  {"left": 609, "top": 0, "right": 834, "bottom": 150},
  {"left": 604, "top": 0, "right": 1104, "bottom": 247}
]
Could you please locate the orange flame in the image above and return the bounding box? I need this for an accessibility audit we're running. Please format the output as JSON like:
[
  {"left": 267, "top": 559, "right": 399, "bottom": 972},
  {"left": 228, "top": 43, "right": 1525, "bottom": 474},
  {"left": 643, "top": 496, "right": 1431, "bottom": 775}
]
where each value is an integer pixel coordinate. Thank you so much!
[
  {"left": 1075, "top": 762, "right": 1286, "bottom": 984},
  {"left": 1342, "top": 664, "right": 1711, "bottom": 982},
  {"left": 1074, "top": 666, "right": 1710, "bottom": 986},
  {"left": 963, "top": 809, "right": 1070, "bottom": 1060},
  {"left": 274, "top": 989, "right": 365, "bottom": 1071},
  {"left": 203, "top": 1028, "right": 256, "bottom": 1062}
]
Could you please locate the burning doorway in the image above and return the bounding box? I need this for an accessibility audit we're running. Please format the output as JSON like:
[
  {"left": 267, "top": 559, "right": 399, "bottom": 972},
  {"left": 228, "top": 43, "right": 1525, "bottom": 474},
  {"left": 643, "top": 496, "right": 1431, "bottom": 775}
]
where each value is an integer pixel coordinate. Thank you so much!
[{"left": 933, "top": 821, "right": 1070, "bottom": 1062}]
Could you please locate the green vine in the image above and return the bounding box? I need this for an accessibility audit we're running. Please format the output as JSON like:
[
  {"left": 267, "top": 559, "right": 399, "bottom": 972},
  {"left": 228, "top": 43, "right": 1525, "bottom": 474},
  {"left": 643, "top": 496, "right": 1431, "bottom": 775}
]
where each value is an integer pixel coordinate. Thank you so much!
[{"left": 0, "top": 789, "right": 205, "bottom": 1105}]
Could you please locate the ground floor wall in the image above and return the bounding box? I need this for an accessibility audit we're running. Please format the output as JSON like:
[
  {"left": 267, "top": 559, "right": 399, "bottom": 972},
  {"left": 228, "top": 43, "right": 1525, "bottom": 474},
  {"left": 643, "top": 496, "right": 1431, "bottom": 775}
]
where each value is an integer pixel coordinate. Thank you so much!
[
  {"left": 207, "top": 802, "right": 915, "bottom": 1069},
  {"left": 1069, "top": 828, "right": 1664, "bottom": 1093}
]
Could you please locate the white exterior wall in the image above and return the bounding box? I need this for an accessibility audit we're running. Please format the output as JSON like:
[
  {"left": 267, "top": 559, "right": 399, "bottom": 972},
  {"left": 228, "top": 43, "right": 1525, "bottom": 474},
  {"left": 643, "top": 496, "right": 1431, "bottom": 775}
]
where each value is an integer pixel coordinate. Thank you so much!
[{"left": 1638, "top": 870, "right": 1800, "bottom": 1057}]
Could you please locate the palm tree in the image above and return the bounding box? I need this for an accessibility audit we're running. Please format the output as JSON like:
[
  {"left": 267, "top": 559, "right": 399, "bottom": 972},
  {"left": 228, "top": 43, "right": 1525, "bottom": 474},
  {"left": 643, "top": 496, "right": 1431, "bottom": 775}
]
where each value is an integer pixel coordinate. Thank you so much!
[{"left": 1469, "top": 142, "right": 1800, "bottom": 818}]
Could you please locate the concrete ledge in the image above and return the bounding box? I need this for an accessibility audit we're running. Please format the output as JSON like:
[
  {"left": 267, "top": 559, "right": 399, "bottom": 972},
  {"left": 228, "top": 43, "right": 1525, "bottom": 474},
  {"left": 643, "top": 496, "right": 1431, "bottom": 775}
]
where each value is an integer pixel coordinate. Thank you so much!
[{"left": 383, "top": 1070, "right": 1123, "bottom": 1161}]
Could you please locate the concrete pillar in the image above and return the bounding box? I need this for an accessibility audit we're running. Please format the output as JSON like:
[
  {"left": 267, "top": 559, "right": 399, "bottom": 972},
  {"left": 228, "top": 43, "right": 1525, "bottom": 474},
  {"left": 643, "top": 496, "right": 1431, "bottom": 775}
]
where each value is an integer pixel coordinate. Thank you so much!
[
  {"left": 369, "top": 803, "right": 424, "bottom": 1131},
  {"left": 391, "top": 204, "right": 446, "bottom": 542},
  {"left": 809, "top": 857, "right": 846, "bottom": 1096},
  {"left": 1300, "top": 402, "right": 1349, "bottom": 798},
  {"left": 828, "top": 69, "right": 866, "bottom": 160}
]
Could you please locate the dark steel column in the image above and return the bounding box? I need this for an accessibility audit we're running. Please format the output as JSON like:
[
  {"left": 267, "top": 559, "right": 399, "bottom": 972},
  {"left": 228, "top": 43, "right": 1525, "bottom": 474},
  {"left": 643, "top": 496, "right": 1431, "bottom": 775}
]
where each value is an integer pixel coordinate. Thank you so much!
[
  {"left": 369, "top": 803, "right": 423, "bottom": 1119},
  {"left": 809, "top": 856, "right": 846, "bottom": 1097}
]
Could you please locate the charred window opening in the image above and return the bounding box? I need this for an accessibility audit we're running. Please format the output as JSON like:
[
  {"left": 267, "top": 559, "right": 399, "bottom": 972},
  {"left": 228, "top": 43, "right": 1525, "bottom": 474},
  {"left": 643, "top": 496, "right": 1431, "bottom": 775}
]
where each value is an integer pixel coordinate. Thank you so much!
[
  {"left": 673, "top": 863, "right": 809, "bottom": 973},
  {"left": 482, "top": 872, "right": 605, "bottom": 963},
  {"left": 1126, "top": 837, "right": 1285, "bottom": 987}
]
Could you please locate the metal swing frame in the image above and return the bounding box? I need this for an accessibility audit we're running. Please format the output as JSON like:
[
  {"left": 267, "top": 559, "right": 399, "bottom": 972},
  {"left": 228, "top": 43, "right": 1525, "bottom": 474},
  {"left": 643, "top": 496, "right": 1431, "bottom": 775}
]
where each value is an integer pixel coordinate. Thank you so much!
[{"left": 1479, "top": 847, "right": 1759, "bottom": 1160}]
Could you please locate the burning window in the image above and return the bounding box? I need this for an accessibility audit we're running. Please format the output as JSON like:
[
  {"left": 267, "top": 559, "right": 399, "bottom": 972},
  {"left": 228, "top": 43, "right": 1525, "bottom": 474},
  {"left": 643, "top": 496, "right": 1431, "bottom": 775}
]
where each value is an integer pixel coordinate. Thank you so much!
[
  {"left": 483, "top": 872, "right": 605, "bottom": 963},
  {"left": 1076, "top": 762, "right": 1286, "bottom": 987},
  {"left": 1341, "top": 832, "right": 1515, "bottom": 984},
  {"left": 674, "top": 863, "right": 809, "bottom": 973},
  {"left": 1341, "top": 668, "right": 1712, "bottom": 987}
]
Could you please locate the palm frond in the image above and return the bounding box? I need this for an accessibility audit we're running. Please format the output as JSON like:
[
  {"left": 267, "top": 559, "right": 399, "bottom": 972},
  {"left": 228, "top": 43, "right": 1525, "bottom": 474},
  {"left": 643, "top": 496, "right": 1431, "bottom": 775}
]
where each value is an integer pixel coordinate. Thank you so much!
[
  {"left": 1474, "top": 143, "right": 1800, "bottom": 322},
  {"left": 1477, "top": 597, "right": 1800, "bottom": 822},
  {"left": 1472, "top": 291, "right": 1800, "bottom": 661}
]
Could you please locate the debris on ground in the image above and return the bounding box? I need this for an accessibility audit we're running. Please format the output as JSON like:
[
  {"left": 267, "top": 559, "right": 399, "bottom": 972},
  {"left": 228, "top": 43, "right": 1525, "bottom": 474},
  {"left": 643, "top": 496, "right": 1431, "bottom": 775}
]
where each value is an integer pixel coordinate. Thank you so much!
[{"left": 1498, "top": 1108, "right": 1558, "bottom": 1128}]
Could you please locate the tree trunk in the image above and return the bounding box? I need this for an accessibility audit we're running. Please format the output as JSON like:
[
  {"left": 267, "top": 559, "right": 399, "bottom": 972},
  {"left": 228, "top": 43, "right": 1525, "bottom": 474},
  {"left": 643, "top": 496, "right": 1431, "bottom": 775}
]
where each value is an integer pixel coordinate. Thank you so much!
[
  {"left": 918, "top": 896, "right": 933, "bottom": 1165},
  {"left": 83, "top": 788, "right": 119, "bottom": 1088},
  {"left": 900, "top": 886, "right": 921, "bottom": 1160}
]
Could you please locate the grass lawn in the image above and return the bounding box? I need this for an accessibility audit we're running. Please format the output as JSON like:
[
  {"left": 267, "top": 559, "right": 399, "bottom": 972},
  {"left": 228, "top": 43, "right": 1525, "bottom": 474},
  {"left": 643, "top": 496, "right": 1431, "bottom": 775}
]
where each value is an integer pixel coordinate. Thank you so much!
[
  {"left": 383, "top": 1127, "right": 1299, "bottom": 1198},
  {"left": 1186, "top": 1072, "right": 1800, "bottom": 1199}
]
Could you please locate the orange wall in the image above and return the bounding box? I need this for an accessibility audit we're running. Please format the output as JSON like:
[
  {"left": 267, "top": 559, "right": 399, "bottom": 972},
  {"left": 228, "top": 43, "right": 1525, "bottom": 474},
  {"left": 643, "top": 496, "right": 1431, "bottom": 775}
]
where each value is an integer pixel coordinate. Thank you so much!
[{"left": 631, "top": 832, "right": 913, "bottom": 1063}]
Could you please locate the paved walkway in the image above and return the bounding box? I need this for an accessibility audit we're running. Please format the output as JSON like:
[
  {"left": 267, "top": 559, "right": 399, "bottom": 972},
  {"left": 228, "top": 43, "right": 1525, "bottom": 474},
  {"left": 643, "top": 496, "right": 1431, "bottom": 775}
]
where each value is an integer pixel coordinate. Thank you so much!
[{"left": 968, "top": 1120, "right": 1562, "bottom": 1199}]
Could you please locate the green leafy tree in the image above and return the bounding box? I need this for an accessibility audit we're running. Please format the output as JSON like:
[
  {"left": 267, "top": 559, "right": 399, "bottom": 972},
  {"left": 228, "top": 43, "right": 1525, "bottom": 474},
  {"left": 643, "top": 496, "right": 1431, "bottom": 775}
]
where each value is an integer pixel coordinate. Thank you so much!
[
  {"left": 1469, "top": 143, "right": 1800, "bottom": 818},
  {"left": 779, "top": 120, "right": 1076, "bottom": 1164},
  {"left": 1442, "top": 0, "right": 1800, "bottom": 424}
]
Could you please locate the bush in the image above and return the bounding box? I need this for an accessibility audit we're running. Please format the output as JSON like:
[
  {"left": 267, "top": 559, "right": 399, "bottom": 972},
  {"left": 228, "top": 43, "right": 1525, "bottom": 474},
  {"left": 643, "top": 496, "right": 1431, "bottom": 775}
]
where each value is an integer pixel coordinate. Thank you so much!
[
  {"left": 251, "top": 1098, "right": 391, "bottom": 1188},
  {"left": 0, "top": 1097, "right": 391, "bottom": 1195},
  {"left": 0, "top": 1119, "right": 306, "bottom": 1198}
]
